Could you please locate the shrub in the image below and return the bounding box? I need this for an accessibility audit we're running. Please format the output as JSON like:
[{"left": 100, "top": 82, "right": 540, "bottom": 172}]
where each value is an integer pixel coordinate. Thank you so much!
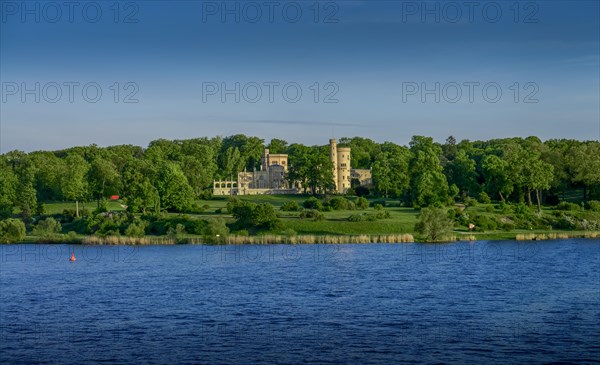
[
  {"left": 215, "top": 208, "right": 222, "bottom": 214},
  {"left": 204, "top": 218, "right": 229, "bottom": 239},
  {"left": 300, "top": 210, "right": 324, "bottom": 221},
  {"left": 235, "top": 229, "right": 249, "bottom": 236},
  {"left": 0, "top": 219, "right": 26, "bottom": 243},
  {"left": 557, "top": 202, "right": 580, "bottom": 211},
  {"left": 472, "top": 214, "right": 498, "bottom": 232},
  {"left": 32, "top": 217, "right": 62, "bottom": 240},
  {"left": 124, "top": 220, "right": 148, "bottom": 237},
  {"left": 281, "top": 201, "right": 301, "bottom": 212},
  {"left": 485, "top": 205, "right": 495, "bottom": 213},
  {"left": 326, "top": 196, "right": 349, "bottom": 210},
  {"left": 478, "top": 192, "right": 491, "bottom": 204},
  {"left": 167, "top": 224, "right": 186, "bottom": 241},
  {"left": 355, "top": 197, "right": 369, "bottom": 210},
  {"left": 373, "top": 203, "right": 383, "bottom": 211},
  {"left": 588, "top": 200, "right": 600, "bottom": 212},
  {"left": 303, "top": 197, "right": 323, "bottom": 210},
  {"left": 64, "top": 231, "right": 79, "bottom": 243},
  {"left": 415, "top": 208, "right": 453, "bottom": 242},
  {"left": 464, "top": 197, "right": 478, "bottom": 207}
]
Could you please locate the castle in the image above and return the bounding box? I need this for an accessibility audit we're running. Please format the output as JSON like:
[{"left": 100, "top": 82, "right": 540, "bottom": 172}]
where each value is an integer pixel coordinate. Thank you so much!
[{"left": 212, "top": 139, "right": 371, "bottom": 195}]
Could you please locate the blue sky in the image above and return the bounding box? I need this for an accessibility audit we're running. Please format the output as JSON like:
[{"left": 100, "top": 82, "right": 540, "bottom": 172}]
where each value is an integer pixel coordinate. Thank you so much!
[{"left": 1, "top": 0, "right": 598, "bottom": 152}]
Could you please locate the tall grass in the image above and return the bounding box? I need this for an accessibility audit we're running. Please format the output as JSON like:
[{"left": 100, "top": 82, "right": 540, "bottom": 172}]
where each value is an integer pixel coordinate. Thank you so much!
[
  {"left": 82, "top": 234, "right": 414, "bottom": 245},
  {"left": 516, "top": 231, "right": 600, "bottom": 241},
  {"left": 82, "top": 236, "right": 178, "bottom": 245}
]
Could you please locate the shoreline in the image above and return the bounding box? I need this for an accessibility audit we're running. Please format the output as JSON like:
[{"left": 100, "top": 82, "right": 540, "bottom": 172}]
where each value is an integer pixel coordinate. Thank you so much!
[{"left": 11, "top": 231, "right": 600, "bottom": 245}]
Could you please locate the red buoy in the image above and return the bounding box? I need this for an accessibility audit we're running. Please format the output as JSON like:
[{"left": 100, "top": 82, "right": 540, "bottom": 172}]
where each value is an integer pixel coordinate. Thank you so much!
[{"left": 69, "top": 252, "right": 76, "bottom": 262}]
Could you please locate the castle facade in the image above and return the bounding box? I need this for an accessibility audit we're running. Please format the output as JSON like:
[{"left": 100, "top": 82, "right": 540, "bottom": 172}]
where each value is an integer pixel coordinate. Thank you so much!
[{"left": 212, "top": 139, "right": 371, "bottom": 196}]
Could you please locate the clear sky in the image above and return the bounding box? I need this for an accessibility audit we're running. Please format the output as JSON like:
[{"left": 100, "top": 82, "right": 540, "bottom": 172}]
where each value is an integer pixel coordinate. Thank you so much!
[{"left": 1, "top": 0, "right": 599, "bottom": 152}]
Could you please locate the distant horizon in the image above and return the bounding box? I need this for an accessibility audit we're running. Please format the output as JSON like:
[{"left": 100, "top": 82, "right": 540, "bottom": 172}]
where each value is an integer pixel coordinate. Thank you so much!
[{"left": 3, "top": 131, "right": 600, "bottom": 154}]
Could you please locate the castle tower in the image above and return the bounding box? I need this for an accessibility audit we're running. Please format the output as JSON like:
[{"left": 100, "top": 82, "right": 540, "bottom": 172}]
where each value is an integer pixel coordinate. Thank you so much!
[
  {"left": 337, "top": 146, "right": 351, "bottom": 193},
  {"left": 261, "top": 148, "right": 270, "bottom": 171},
  {"left": 329, "top": 139, "right": 338, "bottom": 191}
]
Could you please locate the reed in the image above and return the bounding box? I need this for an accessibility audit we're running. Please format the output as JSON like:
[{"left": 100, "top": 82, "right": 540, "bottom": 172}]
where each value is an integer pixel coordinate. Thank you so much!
[
  {"left": 516, "top": 231, "right": 600, "bottom": 241},
  {"left": 82, "top": 236, "right": 178, "bottom": 245},
  {"left": 203, "top": 233, "right": 414, "bottom": 245}
]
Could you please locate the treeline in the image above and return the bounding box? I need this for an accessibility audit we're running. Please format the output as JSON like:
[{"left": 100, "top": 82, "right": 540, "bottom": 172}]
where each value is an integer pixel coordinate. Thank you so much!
[{"left": 1, "top": 135, "right": 600, "bottom": 222}]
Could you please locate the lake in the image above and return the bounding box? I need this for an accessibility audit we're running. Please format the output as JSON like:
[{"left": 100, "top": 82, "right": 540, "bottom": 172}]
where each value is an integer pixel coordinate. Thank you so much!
[{"left": 1, "top": 240, "right": 599, "bottom": 364}]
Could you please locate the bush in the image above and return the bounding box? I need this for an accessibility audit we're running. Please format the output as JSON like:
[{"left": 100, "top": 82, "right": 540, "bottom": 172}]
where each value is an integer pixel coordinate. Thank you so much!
[
  {"left": 32, "top": 217, "right": 62, "bottom": 240},
  {"left": 204, "top": 218, "right": 229, "bottom": 240},
  {"left": 485, "top": 205, "right": 495, "bottom": 213},
  {"left": 464, "top": 197, "right": 478, "bottom": 207},
  {"left": 415, "top": 208, "right": 453, "bottom": 242},
  {"left": 300, "top": 210, "right": 325, "bottom": 221},
  {"left": 557, "top": 202, "right": 581, "bottom": 211},
  {"left": 472, "top": 214, "right": 498, "bottom": 232},
  {"left": 281, "top": 201, "right": 301, "bottom": 212},
  {"left": 588, "top": 200, "right": 600, "bottom": 212},
  {"left": 478, "top": 192, "right": 491, "bottom": 204},
  {"left": 325, "top": 196, "right": 350, "bottom": 210},
  {"left": 373, "top": 203, "right": 383, "bottom": 211},
  {"left": 0, "top": 218, "right": 26, "bottom": 243},
  {"left": 355, "top": 197, "right": 369, "bottom": 210},
  {"left": 124, "top": 220, "right": 148, "bottom": 237},
  {"left": 303, "top": 197, "right": 323, "bottom": 211}
]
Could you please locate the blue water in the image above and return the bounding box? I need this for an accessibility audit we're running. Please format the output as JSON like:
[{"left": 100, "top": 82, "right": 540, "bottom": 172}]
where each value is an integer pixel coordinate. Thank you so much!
[{"left": 1, "top": 240, "right": 599, "bottom": 364}]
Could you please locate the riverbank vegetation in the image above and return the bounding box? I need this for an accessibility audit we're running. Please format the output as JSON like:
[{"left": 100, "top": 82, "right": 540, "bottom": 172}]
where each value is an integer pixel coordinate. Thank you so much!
[{"left": 1, "top": 135, "right": 599, "bottom": 243}]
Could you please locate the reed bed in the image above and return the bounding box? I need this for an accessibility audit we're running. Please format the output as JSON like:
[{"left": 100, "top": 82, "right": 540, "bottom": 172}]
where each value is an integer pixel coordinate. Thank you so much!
[
  {"left": 516, "top": 231, "right": 600, "bottom": 241},
  {"left": 82, "top": 236, "right": 177, "bottom": 245},
  {"left": 199, "top": 233, "right": 414, "bottom": 245}
]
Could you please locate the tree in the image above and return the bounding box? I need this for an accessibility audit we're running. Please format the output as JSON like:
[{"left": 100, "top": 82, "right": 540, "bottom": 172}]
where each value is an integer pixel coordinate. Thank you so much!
[
  {"left": 408, "top": 136, "right": 449, "bottom": 207},
  {"left": 180, "top": 144, "right": 217, "bottom": 197},
  {"left": 0, "top": 218, "right": 26, "bottom": 243},
  {"left": 156, "top": 162, "right": 195, "bottom": 212},
  {"left": 0, "top": 156, "right": 17, "bottom": 218},
  {"left": 32, "top": 217, "right": 62, "bottom": 240},
  {"left": 288, "top": 145, "right": 335, "bottom": 195},
  {"left": 482, "top": 154, "right": 513, "bottom": 202},
  {"left": 122, "top": 159, "right": 160, "bottom": 214},
  {"left": 268, "top": 138, "right": 289, "bottom": 154},
  {"left": 88, "top": 157, "right": 120, "bottom": 208},
  {"left": 415, "top": 207, "right": 454, "bottom": 241},
  {"left": 61, "top": 154, "right": 90, "bottom": 218},
  {"left": 567, "top": 143, "right": 600, "bottom": 202},
  {"left": 13, "top": 154, "right": 38, "bottom": 222},
  {"left": 371, "top": 145, "right": 410, "bottom": 198},
  {"left": 444, "top": 149, "right": 477, "bottom": 197}
]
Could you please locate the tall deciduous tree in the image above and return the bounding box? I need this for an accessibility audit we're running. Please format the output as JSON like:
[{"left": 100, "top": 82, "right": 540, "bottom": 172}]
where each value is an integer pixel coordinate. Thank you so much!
[
  {"left": 408, "top": 136, "right": 449, "bottom": 207},
  {"left": 372, "top": 144, "right": 410, "bottom": 198},
  {"left": 61, "top": 154, "right": 90, "bottom": 217}
]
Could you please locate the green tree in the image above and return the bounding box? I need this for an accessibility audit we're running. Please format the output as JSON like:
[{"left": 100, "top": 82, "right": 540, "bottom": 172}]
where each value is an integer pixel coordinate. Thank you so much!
[
  {"left": 122, "top": 159, "right": 160, "bottom": 214},
  {"left": 268, "top": 138, "right": 289, "bottom": 154},
  {"left": 61, "top": 154, "right": 90, "bottom": 218},
  {"left": 32, "top": 217, "right": 62, "bottom": 240},
  {"left": 156, "top": 162, "right": 196, "bottom": 212},
  {"left": 371, "top": 145, "right": 410, "bottom": 198},
  {"left": 0, "top": 218, "right": 26, "bottom": 243},
  {"left": 0, "top": 156, "right": 17, "bottom": 218},
  {"left": 415, "top": 207, "right": 454, "bottom": 241},
  {"left": 482, "top": 154, "right": 513, "bottom": 202},
  {"left": 88, "top": 157, "right": 120, "bottom": 208},
  {"left": 408, "top": 136, "right": 449, "bottom": 206}
]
